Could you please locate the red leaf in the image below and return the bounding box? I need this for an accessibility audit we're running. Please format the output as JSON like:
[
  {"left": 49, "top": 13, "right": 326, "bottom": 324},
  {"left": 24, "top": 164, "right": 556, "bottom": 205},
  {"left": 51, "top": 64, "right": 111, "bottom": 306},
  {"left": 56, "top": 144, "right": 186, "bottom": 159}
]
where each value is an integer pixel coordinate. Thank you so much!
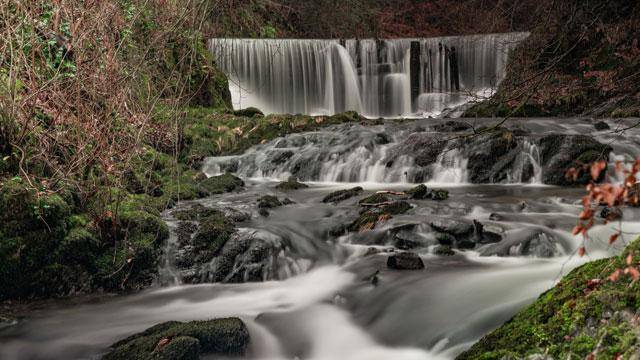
[
  {"left": 608, "top": 269, "right": 622, "bottom": 282},
  {"left": 578, "top": 247, "right": 586, "bottom": 257},
  {"left": 609, "top": 233, "right": 620, "bottom": 245},
  {"left": 626, "top": 253, "right": 634, "bottom": 266},
  {"left": 572, "top": 225, "right": 583, "bottom": 236},
  {"left": 578, "top": 209, "right": 593, "bottom": 220}
]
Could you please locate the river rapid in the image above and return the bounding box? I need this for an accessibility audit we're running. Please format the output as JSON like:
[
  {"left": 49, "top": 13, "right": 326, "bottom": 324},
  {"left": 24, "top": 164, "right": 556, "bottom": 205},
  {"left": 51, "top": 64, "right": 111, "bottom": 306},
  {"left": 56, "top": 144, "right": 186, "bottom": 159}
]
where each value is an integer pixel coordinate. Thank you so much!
[{"left": 1, "top": 117, "right": 640, "bottom": 360}]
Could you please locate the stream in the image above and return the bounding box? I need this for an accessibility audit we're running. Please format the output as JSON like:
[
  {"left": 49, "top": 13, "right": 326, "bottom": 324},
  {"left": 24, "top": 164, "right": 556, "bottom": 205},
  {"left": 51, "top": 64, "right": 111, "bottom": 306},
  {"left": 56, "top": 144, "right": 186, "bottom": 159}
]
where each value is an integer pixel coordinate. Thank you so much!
[{"left": 1, "top": 117, "right": 640, "bottom": 360}]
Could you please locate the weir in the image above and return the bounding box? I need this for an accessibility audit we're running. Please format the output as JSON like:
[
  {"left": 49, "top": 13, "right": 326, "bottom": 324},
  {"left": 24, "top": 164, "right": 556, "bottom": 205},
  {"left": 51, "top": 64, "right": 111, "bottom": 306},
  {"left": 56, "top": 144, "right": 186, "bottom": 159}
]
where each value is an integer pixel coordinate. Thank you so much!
[{"left": 208, "top": 32, "right": 528, "bottom": 117}]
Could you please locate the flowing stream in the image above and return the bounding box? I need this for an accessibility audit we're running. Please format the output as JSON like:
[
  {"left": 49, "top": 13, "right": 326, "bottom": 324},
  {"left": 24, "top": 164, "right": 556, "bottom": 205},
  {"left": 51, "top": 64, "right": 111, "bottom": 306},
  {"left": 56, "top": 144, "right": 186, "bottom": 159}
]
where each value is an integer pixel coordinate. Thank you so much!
[{"left": 1, "top": 117, "right": 640, "bottom": 360}]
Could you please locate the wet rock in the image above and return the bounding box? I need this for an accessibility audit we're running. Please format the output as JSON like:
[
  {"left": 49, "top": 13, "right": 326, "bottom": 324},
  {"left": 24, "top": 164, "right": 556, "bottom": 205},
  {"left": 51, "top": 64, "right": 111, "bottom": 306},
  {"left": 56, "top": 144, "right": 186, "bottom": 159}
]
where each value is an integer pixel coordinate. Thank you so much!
[
  {"left": 363, "top": 247, "right": 381, "bottom": 256},
  {"left": 176, "top": 222, "right": 198, "bottom": 244},
  {"left": 430, "top": 219, "right": 474, "bottom": 237},
  {"left": 479, "top": 229, "right": 561, "bottom": 258},
  {"left": 275, "top": 177, "right": 309, "bottom": 190},
  {"left": 173, "top": 204, "right": 220, "bottom": 221},
  {"left": 404, "top": 185, "right": 449, "bottom": 201},
  {"left": 594, "top": 121, "right": 610, "bottom": 131},
  {"left": 473, "top": 220, "right": 503, "bottom": 244},
  {"left": 600, "top": 206, "right": 622, "bottom": 221},
  {"left": 257, "top": 195, "right": 282, "bottom": 209},
  {"left": 103, "top": 318, "right": 250, "bottom": 360},
  {"left": 196, "top": 230, "right": 286, "bottom": 283},
  {"left": 322, "top": 187, "right": 363, "bottom": 203},
  {"left": 271, "top": 150, "right": 294, "bottom": 165},
  {"left": 221, "top": 207, "right": 252, "bottom": 223},
  {"left": 393, "top": 230, "right": 433, "bottom": 250},
  {"left": 282, "top": 198, "right": 295, "bottom": 205},
  {"left": 387, "top": 252, "right": 425, "bottom": 270},
  {"left": 189, "top": 213, "right": 234, "bottom": 264},
  {"left": 258, "top": 208, "right": 270, "bottom": 217},
  {"left": 350, "top": 211, "right": 383, "bottom": 232},
  {"left": 489, "top": 213, "right": 504, "bottom": 221},
  {"left": 432, "top": 120, "right": 472, "bottom": 132},
  {"left": 198, "top": 173, "right": 244, "bottom": 195},
  {"left": 463, "top": 129, "right": 519, "bottom": 183},
  {"left": 329, "top": 224, "right": 348, "bottom": 237},
  {"left": 358, "top": 193, "right": 391, "bottom": 205},
  {"left": 381, "top": 201, "right": 412, "bottom": 215},
  {"left": 391, "top": 133, "right": 447, "bottom": 167},
  {"left": 374, "top": 133, "right": 392, "bottom": 144},
  {"left": 434, "top": 245, "right": 455, "bottom": 256},
  {"left": 538, "top": 134, "right": 612, "bottom": 185},
  {"left": 436, "top": 233, "right": 456, "bottom": 246}
]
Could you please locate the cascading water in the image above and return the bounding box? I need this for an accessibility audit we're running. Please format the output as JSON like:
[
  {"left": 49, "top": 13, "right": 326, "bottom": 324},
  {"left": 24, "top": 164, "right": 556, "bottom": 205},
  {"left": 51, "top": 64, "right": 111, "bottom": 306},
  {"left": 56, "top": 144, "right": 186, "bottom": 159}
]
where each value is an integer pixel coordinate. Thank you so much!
[{"left": 209, "top": 33, "right": 528, "bottom": 117}]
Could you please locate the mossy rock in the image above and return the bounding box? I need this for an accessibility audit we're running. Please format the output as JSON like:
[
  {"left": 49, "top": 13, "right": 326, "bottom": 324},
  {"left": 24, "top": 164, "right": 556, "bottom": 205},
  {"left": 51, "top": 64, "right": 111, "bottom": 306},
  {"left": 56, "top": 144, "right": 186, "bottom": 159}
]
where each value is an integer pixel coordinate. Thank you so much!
[
  {"left": 322, "top": 187, "right": 363, "bottom": 203},
  {"left": 173, "top": 204, "right": 221, "bottom": 221},
  {"left": 104, "top": 318, "right": 250, "bottom": 360},
  {"left": 58, "top": 227, "right": 102, "bottom": 267},
  {"left": 380, "top": 201, "right": 411, "bottom": 215},
  {"left": 275, "top": 178, "right": 308, "bottom": 190},
  {"left": 198, "top": 173, "right": 244, "bottom": 195},
  {"left": 192, "top": 214, "right": 234, "bottom": 257},
  {"left": 231, "top": 107, "right": 264, "bottom": 118},
  {"left": 349, "top": 210, "right": 382, "bottom": 232},
  {"left": 358, "top": 193, "right": 391, "bottom": 205},
  {"left": 119, "top": 210, "right": 170, "bottom": 244},
  {"left": 257, "top": 195, "right": 282, "bottom": 209}
]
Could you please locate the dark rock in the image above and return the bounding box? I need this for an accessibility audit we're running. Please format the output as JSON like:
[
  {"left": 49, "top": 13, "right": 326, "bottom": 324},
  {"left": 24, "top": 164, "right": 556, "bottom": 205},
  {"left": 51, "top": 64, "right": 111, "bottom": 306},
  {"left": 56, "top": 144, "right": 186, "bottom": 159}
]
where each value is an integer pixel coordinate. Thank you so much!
[
  {"left": 538, "top": 134, "right": 612, "bottom": 185},
  {"left": 430, "top": 219, "right": 474, "bottom": 237},
  {"left": 282, "top": 198, "right": 295, "bottom": 205},
  {"left": 275, "top": 177, "right": 309, "bottom": 190},
  {"left": 358, "top": 193, "right": 391, "bottom": 205},
  {"left": 432, "top": 120, "right": 472, "bottom": 132},
  {"left": 456, "top": 239, "right": 476, "bottom": 249},
  {"left": 322, "top": 187, "right": 363, "bottom": 203},
  {"left": 600, "top": 206, "right": 622, "bottom": 221},
  {"left": 594, "top": 121, "right": 610, "bottom": 131},
  {"left": 173, "top": 204, "right": 220, "bottom": 221},
  {"left": 221, "top": 208, "right": 252, "bottom": 223},
  {"left": 381, "top": 201, "right": 411, "bottom": 215},
  {"left": 489, "top": 213, "right": 504, "bottom": 221},
  {"left": 430, "top": 189, "right": 449, "bottom": 201},
  {"left": 191, "top": 214, "right": 234, "bottom": 263},
  {"left": 257, "top": 195, "right": 282, "bottom": 209},
  {"left": 271, "top": 150, "right": 294, "bottom": 165},
  {"left": 390, "top": 132, "right": 447, "bottom": 167},
  {"left": 434, "top": 245, "right": 455, "bottom": 256},
  {"left": 176, "top": 222, "right": 198, "bottom": 244},
  {"left": 387, "top": 252, "right": 425, "bottom": 270},
  {"left": 363, "top": 247, "right": 381, "bottom": 256},
  {"left": 258, "top": 208, "right": 270, "bottom": 217},
  {"left": 406, "top": 184, "right": 448, "bottom": 200},
  {"left": 436, "top": 233, "right": 455, "bottom": 246},
  {"left": 374, "top": 133, "right": 392, "bottom": 144},
  {"left": 463, "top": 129, "right": 519, "bottom": 183},
  {"left": 103, "top": 318, "right": 250, "bottom": 360}
]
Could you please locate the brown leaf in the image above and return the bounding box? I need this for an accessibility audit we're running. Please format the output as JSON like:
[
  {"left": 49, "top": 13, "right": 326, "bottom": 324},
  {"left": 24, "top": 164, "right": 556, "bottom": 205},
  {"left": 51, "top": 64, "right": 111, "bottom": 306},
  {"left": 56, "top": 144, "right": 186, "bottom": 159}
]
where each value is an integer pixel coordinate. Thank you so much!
[
  {"left": 609, "top": 233, "right": 620, "bottom": 245},
  {"left": 572, "top": 225, "right": 583, "bottom": 236},
  {"left": 608, "top": 269, "right": 622, "bottom": 282},
  {"left": 578, "top": 246, "right": 586, "bottom": 257},
  {"left": 626, "top": 253, "right": 633, "bottom": 266},
  {"left": 626, "top": 267, "right": 640, "bottom": 281}
]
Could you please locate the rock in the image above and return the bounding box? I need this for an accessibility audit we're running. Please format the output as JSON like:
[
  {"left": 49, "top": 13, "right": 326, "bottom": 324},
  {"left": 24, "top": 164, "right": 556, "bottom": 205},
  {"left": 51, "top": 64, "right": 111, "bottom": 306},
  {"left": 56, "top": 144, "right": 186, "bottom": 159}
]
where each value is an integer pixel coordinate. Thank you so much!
[
  {"left": 275, "top": 177, "right": 309, "bottom": 190},
  {"left": 363, "top": 247, "right": 381, "bottom": 256},
  {"left": 271, "top": 150, "right": 294, "bottom": 165},
  {"left": 387, "top": 252, "right": 425, "bottom": 270},
  {"left": 430, "top": 219, "right": 474, "bottom": 237},
  {"left": 600, "top": 206, "right": 622, "bottom": 221},
  {"left": 282, "top": 198, "right": 295, "bottom": 205},
  {"left": 473, "top": 220, "right": 503, "bottom": 244},
  {"left": 232, "top": 107, "right": 264, "bottom": 117},
  {"left": 173, "top": 204, "right": 220, "bottom": 221},
  {"left": 358, "top": 193, "right": 391, "bottom": 205},
  {"left": 406, "top": 184, "right": 430, "bottom": 199},
  {"left": 176, "top": 222, "right": 198, "bottom": 244},
  {"left": 393, "top": 230, "right": 428, "bottom": 250},
  {"left": 257, "top": 195, "right": 282, "bottom": 208},
  {"left": 258, "top": 208, "right": 270, "bottom": 217},
  {"left": 430, "top": 189, "right": 449, "bottom": 201},
  {"left": 463, "top": 129, "right": 519, "bottom": 183},
  {"left": 322, "top": 187, "right": 363, "bottom": 203},
  {"left": 221, "top": 207, "right": 252, "bottom": 223},
  {"left": 594, "top": 121, "right": 610, "bottom": 131},
  {"left": 198, "top": 173, "right": 244, "bottom": 195},
  {"left": 388, "top": 132, "right": 447, "bottom": 167},
  {"left": 432, "top": 120, "right": 472, "bottom": 132},
  {"left": 380, "top": 201, "right": 411, "bottom": 215},
  {"left": 103, "top": 318, "right": 250, "bottom": 360},
  {"left": 538, "top": 134, "right": 612, "bottom": 185},
  {"left": 434, "top": 245, "right": 455, "bottom": 256},
  {"left": 349, "top": 211, "right": 383, "bottom": 232},
  {"left": 191, "top": 214, "right": 234, "bottom": 262},
  {"left": 436, "top": 233, "right": 455, "bottom": 246}
]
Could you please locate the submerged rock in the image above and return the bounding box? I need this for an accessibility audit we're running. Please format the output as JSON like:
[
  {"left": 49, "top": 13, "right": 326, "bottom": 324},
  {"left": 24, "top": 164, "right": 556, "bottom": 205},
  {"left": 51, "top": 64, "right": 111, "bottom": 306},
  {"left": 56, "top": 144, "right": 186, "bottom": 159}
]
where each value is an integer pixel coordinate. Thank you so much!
[
  {"left": 257, "top": 195, "right": 283, "bottom": 209},
  {"left": 322, "top": 187, "right": 363, "bottom": 203},
  {"left": 103, "top": 318, "right": 250, "bottom": 360},
  {"left": 593, "top": 121, "right": 610, "bottom": 131},
  {"left": 275, "top": 177, "right": 309, "bottom": 190},
  {"left": 387, "top": 252, "right": 425, "bottom": 270}
]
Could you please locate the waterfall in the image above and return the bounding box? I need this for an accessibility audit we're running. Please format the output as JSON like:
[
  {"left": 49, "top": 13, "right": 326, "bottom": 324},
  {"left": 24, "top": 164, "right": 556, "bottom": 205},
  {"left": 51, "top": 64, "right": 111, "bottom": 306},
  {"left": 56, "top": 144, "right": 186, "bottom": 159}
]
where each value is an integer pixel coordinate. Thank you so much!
[{"left": 209, "top": 33, "right": 529, "bottom": 118}]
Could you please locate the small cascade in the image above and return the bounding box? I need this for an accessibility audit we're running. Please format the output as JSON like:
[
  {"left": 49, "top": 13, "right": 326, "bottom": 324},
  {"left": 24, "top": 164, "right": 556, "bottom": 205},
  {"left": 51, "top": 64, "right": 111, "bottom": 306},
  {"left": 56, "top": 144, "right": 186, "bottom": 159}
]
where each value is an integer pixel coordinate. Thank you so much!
[
  {"left": 209, "top": 33, "right": 528, "bottom": 118},
  {"left": 430, "top": 148, "right": 469, "bottom": 184},
  {"left": 509, "top": 140, "right": 543, "bottom": 184}
]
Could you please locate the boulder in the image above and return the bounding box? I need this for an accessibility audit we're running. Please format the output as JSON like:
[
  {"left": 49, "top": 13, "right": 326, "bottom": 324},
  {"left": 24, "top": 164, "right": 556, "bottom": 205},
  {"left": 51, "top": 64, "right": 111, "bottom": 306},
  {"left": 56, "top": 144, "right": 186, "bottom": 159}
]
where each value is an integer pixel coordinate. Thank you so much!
[
  {"left": 103, "top": 318, "right": 250, "bottom": 360},
  {"left": 594, "top": 121, "right": 610, "bottom": 131},
  {"left": 198, "top": 173, "right": 244, "bottom": 195},
  {"left": 434, "top": 245, "right": 455, "bottom": 256},
  {"left": 322, "top": 187, "right": 363, "bottom": 203},
  {"left": 430, "top": 219, "right": 474, "bottom": 237},
  {"left": 538, "top": 134, "right": 612, "bottom": 185},
  {"left": 257, "top": 195, "right": 282, "bottom": 209},
  {"left": 387, "top": 252, "right": 425, "bottom": 270}
]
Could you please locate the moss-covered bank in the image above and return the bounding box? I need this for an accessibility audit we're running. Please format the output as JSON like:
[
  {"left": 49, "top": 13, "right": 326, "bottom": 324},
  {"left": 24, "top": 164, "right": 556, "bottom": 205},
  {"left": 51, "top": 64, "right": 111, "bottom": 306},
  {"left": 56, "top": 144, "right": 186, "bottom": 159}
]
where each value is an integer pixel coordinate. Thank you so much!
[{"left": 459, "top": 238, "right": 640, "bottom": 359}]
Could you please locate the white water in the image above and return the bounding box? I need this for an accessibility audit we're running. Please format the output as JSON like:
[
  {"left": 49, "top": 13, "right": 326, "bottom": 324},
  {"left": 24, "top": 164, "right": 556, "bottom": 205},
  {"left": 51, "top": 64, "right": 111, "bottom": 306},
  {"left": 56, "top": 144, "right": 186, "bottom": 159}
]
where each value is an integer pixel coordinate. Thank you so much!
[{"left": 209, "top": 33, "right": 528, "bottom": 117}]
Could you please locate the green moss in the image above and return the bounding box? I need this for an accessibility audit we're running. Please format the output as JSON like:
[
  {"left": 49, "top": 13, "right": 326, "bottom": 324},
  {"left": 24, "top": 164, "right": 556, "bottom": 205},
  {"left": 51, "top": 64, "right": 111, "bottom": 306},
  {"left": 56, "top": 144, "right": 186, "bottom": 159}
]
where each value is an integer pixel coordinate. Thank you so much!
[
  {"left": 198, "top": 173, "right": 244, "bottom": 195},
  {"left": 104, "top": 318, "right": 250, "bottom": 360},
  {"left": 358, "top": 193, "right": 391, "bottom": 205},
  {"left": 192, "top": 213, "right": 234, "bottom": 258},
  {"left": 322, "top": 187, "right": 363, "bottom": 203}
]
